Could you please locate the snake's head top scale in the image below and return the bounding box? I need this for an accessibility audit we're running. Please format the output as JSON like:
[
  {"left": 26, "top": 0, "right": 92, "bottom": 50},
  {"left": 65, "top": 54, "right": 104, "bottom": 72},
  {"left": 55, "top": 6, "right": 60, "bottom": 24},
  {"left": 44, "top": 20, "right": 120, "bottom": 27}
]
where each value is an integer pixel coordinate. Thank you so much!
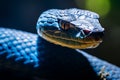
[{"left": 37, "top": 8, "right": 104, "bottom": 49}]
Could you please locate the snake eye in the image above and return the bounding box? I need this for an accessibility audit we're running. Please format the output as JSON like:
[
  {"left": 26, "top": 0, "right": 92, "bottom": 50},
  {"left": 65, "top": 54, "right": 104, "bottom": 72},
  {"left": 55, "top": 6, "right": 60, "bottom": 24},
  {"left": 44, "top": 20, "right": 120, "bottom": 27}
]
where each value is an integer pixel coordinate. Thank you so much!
[
  {"left": 62, "top": 22, "right": 70, "bottom": 30},
  {"left": 58, "top": 19, "right": 75, "bottom": 30}
]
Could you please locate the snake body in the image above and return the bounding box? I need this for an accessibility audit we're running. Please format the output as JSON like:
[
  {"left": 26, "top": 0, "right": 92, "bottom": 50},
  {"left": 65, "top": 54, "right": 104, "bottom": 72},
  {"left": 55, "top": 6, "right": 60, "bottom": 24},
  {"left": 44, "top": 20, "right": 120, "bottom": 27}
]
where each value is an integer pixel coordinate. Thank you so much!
[{"left": 0, "top": 8, "right": 120, "bottom": 79}]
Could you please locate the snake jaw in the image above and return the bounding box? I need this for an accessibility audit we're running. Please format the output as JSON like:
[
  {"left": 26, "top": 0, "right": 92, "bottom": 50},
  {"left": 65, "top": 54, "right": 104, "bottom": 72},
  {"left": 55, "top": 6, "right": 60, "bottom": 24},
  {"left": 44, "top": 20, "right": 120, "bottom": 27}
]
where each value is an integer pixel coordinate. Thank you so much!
[
  {"left": 37, "top": 8, "right": 104, "bottom": 49},
  {"left": 37, "top": 27, "right": 103, "bottom": 49}
]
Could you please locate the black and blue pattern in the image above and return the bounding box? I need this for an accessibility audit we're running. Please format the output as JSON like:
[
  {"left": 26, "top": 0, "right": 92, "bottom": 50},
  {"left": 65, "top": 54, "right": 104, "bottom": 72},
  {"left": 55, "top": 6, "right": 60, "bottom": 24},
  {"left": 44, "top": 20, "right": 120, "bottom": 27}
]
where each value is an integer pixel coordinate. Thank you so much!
[{"left": 0, "top": 28, "right": 39, "bottom": 68}]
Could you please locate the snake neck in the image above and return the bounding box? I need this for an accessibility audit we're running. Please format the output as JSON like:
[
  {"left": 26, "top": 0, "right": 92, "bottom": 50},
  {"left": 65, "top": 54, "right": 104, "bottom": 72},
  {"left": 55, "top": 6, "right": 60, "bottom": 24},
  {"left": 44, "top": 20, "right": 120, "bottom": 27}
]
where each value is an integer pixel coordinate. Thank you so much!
[
  {"left": 37, "top": 36, "right": 99, "bottom": 79},
  {"left": 37, "top": 36, "right": 76, "bottom": 54},
  {"left": 37, "top": 36, "right": 78, "bottom": 64}
]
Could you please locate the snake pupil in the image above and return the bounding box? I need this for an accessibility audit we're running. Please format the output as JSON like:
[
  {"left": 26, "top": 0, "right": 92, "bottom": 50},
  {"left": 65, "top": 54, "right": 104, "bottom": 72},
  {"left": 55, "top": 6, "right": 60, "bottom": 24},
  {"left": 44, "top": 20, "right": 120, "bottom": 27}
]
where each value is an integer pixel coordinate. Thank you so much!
[{"left": 63, "top": 22, "right": 70, "bottom": 30}]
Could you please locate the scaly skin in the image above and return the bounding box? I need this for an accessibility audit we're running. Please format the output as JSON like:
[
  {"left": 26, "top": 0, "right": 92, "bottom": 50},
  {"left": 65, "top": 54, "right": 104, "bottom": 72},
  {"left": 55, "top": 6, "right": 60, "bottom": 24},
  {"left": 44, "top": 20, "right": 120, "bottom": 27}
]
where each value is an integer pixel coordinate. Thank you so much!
[{"left": 0, "top": 27, "right": 120, "bottom": 80}]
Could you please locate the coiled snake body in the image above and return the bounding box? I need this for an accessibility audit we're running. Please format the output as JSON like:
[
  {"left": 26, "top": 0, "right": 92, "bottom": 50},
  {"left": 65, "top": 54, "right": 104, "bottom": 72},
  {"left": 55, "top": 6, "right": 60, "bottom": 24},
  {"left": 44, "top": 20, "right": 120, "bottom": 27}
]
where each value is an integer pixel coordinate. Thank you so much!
[{"left": 0, "top": 8, "right": 120, "bottom": 80}]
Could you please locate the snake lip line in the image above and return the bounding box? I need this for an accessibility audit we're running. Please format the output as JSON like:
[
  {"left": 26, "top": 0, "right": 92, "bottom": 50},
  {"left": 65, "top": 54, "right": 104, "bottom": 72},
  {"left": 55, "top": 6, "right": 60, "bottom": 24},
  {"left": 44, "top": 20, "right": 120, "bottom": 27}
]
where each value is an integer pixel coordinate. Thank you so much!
[
  {"left": 42, "top": 30, "right": 103, "bottom": 44},
  {"left": 40, "top": 31, "right": 102, "bottom": 49}
]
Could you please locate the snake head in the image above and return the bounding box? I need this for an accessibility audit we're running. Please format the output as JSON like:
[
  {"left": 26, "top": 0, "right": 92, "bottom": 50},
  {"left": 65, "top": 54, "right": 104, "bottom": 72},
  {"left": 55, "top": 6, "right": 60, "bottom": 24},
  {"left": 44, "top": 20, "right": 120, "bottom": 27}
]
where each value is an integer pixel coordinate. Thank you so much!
[{"left": 37, "top": 8, "right": 104, "bottom": 49}]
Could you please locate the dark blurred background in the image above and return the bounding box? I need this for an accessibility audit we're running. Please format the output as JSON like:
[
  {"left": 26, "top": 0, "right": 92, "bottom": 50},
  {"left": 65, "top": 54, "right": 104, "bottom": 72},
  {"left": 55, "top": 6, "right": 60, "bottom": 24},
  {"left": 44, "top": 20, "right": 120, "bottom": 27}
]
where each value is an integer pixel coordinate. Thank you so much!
[{"left": 0, "top": 0, "right": 120, "bottom": 67}]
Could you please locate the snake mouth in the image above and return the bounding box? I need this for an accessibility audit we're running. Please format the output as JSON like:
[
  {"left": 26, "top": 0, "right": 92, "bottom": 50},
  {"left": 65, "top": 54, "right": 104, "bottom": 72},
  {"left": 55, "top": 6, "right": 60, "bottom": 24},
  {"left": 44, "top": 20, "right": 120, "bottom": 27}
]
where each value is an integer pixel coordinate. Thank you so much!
[{"left": 38, "top": 29, "right": 103, "bottom": 49}]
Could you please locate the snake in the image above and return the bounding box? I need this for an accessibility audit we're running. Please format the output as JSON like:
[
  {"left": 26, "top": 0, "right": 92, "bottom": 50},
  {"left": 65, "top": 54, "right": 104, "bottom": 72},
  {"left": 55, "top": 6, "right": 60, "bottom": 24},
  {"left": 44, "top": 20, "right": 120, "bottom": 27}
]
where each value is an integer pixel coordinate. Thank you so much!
[{"left": 0, "top": 8, "right": 120, "bottom": 80}]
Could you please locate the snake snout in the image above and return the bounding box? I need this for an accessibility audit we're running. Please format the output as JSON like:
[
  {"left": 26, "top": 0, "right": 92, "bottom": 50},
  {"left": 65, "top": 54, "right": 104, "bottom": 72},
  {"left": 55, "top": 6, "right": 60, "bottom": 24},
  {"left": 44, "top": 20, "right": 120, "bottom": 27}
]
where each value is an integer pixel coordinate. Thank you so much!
[{"left": 89, "top": 32, "right": 104, "bottom": 41}]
